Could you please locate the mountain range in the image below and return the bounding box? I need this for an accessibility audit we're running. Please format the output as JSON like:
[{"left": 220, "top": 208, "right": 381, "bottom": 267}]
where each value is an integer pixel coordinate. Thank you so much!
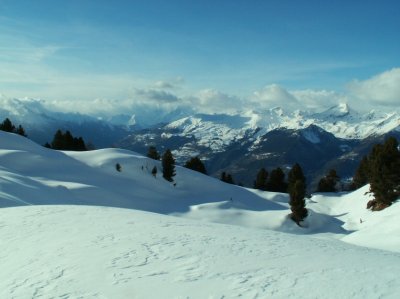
[
  {"left": 1, "top": 95, "right": 399, "bottom": 189},
  {"left": 117, "top": 103, "right": 400, "bottom": 188}
]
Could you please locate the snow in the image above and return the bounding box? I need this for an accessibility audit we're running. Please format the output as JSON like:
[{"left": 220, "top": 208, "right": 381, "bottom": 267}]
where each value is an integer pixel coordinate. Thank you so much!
[
  {"left": 2, "top": 205, "right": 400, "bottom": 299},
  {"left": 1, "top": 131, "right": 400, "bottom": 298}
]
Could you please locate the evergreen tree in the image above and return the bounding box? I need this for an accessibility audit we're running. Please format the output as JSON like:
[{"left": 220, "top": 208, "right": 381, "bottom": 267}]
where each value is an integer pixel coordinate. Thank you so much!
[
  {"left": 184, "top": 156, "right": 207, "bottom": 174},
  {"left": 147, "top": 146, "right": 160, "bottom": 160},
  {"left": 162, "top": 149, "right": 176, "bottom": 182},
  {"left": 220, "top": 171, "right": 227, "bottom": 182},
  {"left": 289, "top": 179, "right": 308, "bottom": 224},
  {"left": 0, "top": 118, "right": 27, "bottom": 136},
  {"left": 288, "top": 163, "right": 307, "bottom": 224},
  {"left": 51, "top": 129, "right": 65, "bottom": 150},
  {"left": 15, "top": 125, "right": 27, "bottom": 137},
  {"left": 287, "top": 163, "right": 305, "bottom": 193},
  {"left": 0, "top": 118, "right": 15, "bottom": 132},
  {"left": 317, "top": 169, "right": 340, "bottom": 192},
  {"left": 220, "top": 171, "right": 235, "bottom": 184},
  {"left": 254, "top": 168, "right": 268, "bottom": 190},
  {"left": 64, "top": 131, "right": 74, "bottom": 150},
  {"left": 368, "top": 137, "right": 400, "bottom": 210},
  {"left": 226, "top": 173, "right": 235, "bottom": 184},
  {"left": 352, "top": 156, "right": 369, "bottom": 190},
  {"left": 49, "top": 129, "right": 87, "bottom": 151},
  {"left": 73, "top": 137, "right": 87, "bottom": 151},
  {"left": 266, "top": 167, "right": 287, "bottom": 192}
]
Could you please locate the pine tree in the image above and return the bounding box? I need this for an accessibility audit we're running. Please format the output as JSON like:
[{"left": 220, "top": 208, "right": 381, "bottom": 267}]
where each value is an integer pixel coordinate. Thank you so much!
[
  {"left": 0, "top": 118, "right": 26, "bottom": 136},
  {"left": 317, "top": 169, "right": 340, "bottom": 192},
  {"left": 287, "top": 163, "right": 305, "bottom": 193},
  {"left": 64, "top": 131, "right": 74, "bottom": 150},
  {"left": 162, "top": 149, "right": 176, "bottom": 182},
  {"left": 352, "top": 156, "right": 369, "bottom": 189},
  {"left": 51, "top": 129, "right": 65, "bottom": 150},
  {"left": 266, "top": 167, "right": 287, "bottom": 192},
  {"left": 0, "top": 118, "right": 15, "bottom": 132},
  {"left": 254, "top": 168, "right": 268, "bottom": 190},
  {"left": 15, "top": 125, "right": 27, "bottom": 137},
  {"left": 73, "top": 137, "right": 87, "bottom": 151},
  {"left": 368, "top": 137, "right": 400, "bottom": 210},
  {"left": 288, "top": 163, "right": 307, "bottom": 224},
  {"left": 184, "top": 157, "right": 207, "bottom": 174},
  {"left": 220, "top": 171, "right": 235, "bottom": 184},
  {"left": 226, "top": 174, "right": 235, "bottom": 184},
  {"left": 49, "top": 129, "right": 87, "bottom": 151},
  {"left": 147, "top": 146, "right": 160, "bottom": 160},
  {"left": 289, "top": 179, "right": 308, "bottom": 224},
  {"left": 220, "top": 172, "right": 227, "bottom": 182}
]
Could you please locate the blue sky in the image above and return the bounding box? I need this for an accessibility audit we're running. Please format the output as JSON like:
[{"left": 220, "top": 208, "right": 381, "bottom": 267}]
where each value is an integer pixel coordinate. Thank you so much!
[{"left": 0, "top": 0, "right": 399, "bottom": 113}]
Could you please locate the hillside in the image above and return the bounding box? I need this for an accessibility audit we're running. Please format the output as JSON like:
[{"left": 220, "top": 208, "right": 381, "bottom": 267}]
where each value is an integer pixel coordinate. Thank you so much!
[{"left": 1, "top": 131, "right": 400, "bottom": 297}]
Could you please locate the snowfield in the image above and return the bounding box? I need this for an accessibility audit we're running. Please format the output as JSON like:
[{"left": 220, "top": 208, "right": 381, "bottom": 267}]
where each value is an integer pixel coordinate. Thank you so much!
[
  {"left": 2, "top": 205, "right": 400, "bottom": 299},
  {"left": 1, "top": 131, "right": 400, "bottom": 298}
]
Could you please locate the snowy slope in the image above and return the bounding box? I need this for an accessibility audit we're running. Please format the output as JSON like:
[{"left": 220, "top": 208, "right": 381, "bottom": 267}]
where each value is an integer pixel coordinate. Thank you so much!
[
  {"left": 0, "top": 130, "right": 280, "bottom": 214},
  {"left": 1, "top": 205, "right": 400, "bottom": 299},
  {"left": 1, "top": 131, "right": 400, "bottom": 297},
  {"left": 1, "top": 130, "right": 400, "bottom": 250}
]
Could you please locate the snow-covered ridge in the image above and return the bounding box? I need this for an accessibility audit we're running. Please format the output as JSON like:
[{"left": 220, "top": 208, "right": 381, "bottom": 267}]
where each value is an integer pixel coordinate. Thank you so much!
[
  {"left": 1, "top": 95, "right": 399, "bottom": 140},
  {"left": 161, "top": 104, "right": 400, "bottom": 151}
]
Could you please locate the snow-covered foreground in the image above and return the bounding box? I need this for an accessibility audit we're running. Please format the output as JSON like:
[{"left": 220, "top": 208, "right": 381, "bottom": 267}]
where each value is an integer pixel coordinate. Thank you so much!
[
  {"left": 1, "top": 131, "right": 400, "bottom": 298},
  {"left": 1, "top": 205, "right": 400, "bottom": 299}
]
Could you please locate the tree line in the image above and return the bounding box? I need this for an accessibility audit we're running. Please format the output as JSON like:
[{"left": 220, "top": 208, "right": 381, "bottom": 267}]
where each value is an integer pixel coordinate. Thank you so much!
[
  {"left": 44, "top": 129, "right": 87, "bottom": 151},
  {"left": 0, "top": 118, "right": 27, "bottom": 137}
]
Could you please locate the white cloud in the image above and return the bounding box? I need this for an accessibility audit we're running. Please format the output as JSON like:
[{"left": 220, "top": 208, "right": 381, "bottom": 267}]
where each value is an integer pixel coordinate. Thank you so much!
[
  {"left": 347, "top": 68, "right": 400, "bottom": 109},
  {"left": 192, "top": 89, "right": 244, "bottom": 114},
  {"left": 252, "top": 84, "right": 300, "bottom": 111},
  {"left": 152, "top": 77, "right": 184, "bottom": 89},
  {"left": 291, "top": 89, "right": 346, "bottom": 112},
  {"left": 133, "top": 88, "right": 181, "bottom": 103}
]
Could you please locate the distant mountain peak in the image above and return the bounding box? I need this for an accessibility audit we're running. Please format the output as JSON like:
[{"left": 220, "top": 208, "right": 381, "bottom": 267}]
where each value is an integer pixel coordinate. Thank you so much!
[{"left": 316, "top": 103, "right": 353, "bottom": 118}]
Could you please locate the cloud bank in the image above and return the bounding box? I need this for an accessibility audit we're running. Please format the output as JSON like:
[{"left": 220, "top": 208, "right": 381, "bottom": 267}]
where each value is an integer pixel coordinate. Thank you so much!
[
  {"left": 1, "top": 68, "right": 399, "bottom": 126},
  {"left": 347, "top": 68, "right": 400, "bottom": 108}
]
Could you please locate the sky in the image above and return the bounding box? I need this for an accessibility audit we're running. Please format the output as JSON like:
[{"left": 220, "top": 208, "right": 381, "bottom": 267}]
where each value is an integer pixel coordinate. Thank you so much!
[{"left": 0, "top": 0, "right": 399, "bottom": 115}]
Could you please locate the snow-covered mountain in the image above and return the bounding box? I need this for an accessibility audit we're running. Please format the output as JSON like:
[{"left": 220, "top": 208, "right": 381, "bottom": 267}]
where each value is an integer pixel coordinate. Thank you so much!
[
  {"left": 117, "top": 104, "right": 400, "bottom": 188},
  {"left": 162, "top": 103, "right": 400, "bottom": 149},
  {"left": 1, "top": 130, "right": 400, "bottom": 298},
  {"left": 2, "top": 95, "right": 399, "bottom": 149},
  {"left": 1, "top": 95, "right": 399, "bottom": 187}
]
